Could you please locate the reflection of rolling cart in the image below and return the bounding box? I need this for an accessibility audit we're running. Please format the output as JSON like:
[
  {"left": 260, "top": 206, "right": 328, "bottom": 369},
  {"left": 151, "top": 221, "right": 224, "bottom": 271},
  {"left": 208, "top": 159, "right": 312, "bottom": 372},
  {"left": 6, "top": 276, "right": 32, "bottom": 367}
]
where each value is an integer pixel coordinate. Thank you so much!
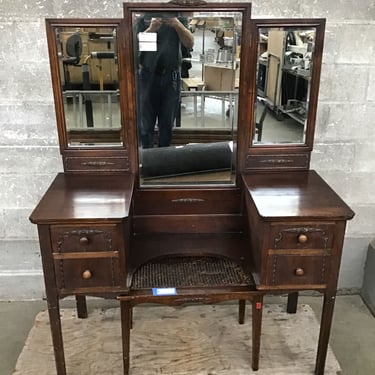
[
  {"left": 258, "top": 28, "right": 309, "bottom": 125},
  {"left": 280, "top": 68, "right": 309, "bottom": 125}
]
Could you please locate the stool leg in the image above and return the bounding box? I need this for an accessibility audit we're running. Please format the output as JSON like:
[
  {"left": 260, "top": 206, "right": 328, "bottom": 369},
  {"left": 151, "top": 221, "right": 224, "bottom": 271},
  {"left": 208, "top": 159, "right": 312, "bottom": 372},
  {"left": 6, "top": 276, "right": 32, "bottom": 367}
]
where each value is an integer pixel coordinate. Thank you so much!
[
  {"left": 120, "top": 300, "right": 131, "bottom": 375},
  {"left": 238, "top": 299, "right": 246, "bottom": 324},
  {"left": 252, "top": 295, "right": 263, "bottom": 371}
]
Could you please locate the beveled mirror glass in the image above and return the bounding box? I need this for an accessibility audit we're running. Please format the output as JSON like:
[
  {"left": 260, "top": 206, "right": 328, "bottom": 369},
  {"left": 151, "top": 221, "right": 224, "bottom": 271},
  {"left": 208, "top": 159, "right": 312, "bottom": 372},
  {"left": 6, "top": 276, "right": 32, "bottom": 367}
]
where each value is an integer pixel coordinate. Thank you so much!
[
  {"left": 124, "top": 3, "right": 251, "bottom": 186},
  {"left": 254, "top": 27, "right": 315, "bottom": 144},
  {"left": 46, "top": 20, "right": 124, "bottom": 149},
  {"left": 250, "top": 19, "right": 325, "bottom": 149}
]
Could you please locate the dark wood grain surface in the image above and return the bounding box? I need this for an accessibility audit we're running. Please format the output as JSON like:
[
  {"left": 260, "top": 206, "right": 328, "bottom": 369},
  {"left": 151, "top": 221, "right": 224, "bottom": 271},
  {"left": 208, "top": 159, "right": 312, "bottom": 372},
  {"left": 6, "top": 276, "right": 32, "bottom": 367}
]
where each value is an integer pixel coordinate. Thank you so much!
[
  {"left": 242, "top": 170, "right": 354, "bottom": 220},
  {"left": 29, "top": 173, "right": 135, "bottom": 223}
]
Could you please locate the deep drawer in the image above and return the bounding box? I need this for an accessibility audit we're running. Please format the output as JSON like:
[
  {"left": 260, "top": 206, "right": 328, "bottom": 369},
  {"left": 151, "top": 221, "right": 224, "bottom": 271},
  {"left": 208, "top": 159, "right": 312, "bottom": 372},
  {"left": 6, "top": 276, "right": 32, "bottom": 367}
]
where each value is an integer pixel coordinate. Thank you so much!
[
  {"left": 54, "top": 257, "right": 121, "bottom": 290},
  {"left": 269, "top": 223, "right": 334, "bottom": 250},
  {"left": 51, "top": 225, "right": 118, "bottom": 253},
  {"left": 265, "top": 254, "right": 329, "bottom": 286}
]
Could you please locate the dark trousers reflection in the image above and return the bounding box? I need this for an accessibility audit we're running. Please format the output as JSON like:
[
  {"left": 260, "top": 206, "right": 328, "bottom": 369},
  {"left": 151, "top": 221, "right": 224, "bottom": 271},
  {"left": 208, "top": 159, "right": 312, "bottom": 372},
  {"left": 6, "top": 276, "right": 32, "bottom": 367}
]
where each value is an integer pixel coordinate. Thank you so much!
[{"left": 138, "top": 67, "right": 181, "bottom": 148}]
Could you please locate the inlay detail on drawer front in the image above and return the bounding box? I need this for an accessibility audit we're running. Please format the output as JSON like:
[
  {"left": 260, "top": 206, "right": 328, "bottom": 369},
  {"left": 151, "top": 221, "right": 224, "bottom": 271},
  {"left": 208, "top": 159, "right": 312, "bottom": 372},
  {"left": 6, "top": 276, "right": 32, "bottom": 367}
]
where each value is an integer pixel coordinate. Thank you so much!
[
  {"left": 51, "top": 227, "right": 116, "bottom": 253},
  {"left": 268, "top": 254, "right": 329, "bottom": 286},
  {"left": 271, "top": 225, "right": 333, "bottom": 250},
  {"left": 55, "top": 257, "right": 120, "bottom": 290}
]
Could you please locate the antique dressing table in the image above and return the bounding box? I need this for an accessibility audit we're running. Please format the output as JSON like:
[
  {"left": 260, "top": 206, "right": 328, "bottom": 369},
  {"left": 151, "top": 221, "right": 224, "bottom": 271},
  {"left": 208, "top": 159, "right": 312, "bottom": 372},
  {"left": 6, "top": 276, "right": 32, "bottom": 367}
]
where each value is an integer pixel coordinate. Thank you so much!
[{"left": 30, "top": 2, "right": 354, "bottom": 374}]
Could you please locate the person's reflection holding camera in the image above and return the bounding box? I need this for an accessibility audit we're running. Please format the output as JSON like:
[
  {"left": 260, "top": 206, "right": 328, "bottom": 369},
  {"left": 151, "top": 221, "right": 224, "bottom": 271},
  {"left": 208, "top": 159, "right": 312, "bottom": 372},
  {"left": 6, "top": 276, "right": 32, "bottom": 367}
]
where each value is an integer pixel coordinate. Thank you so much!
[{"left": 136, "top": 14, "right": 194, "bottom": 148}]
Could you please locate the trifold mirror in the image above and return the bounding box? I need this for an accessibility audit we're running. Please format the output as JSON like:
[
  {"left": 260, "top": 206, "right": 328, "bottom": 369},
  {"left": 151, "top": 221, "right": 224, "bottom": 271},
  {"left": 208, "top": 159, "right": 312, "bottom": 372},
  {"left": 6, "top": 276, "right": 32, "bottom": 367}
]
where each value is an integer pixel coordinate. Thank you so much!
[{"left": 45, "top": 4, "right": 325, "bottom": 185}]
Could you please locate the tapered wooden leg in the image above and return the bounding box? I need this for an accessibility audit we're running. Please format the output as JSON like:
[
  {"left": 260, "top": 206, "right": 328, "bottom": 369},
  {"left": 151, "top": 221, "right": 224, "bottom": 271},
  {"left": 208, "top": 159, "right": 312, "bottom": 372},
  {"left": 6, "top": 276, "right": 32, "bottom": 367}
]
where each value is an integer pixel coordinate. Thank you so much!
[
  {"left": 47, "top": 297, "right": 66, "bottom": 375},
  {"left": 37, "top": 225, "right": 67, "bottom": 374},
  {"left": 252, "top": 295, "right": 263, "bottom": 371},
  {"left": 75, "top": 295, "right": 88, "bottom": 319},
  {"left": 121, "top": 300, "right": 131, "bottom": 375},
  {"left": 314, "top": 291, "right": 336, "bottom": 375},
  {"left": 238, "top": 299, "right": 246, "bottom": 324},
  {"left": 130, "top": 306, "right": 133, "bottom": 329},
  {"left": 287, "top": 292, "right": 299, "bottom": 314}
]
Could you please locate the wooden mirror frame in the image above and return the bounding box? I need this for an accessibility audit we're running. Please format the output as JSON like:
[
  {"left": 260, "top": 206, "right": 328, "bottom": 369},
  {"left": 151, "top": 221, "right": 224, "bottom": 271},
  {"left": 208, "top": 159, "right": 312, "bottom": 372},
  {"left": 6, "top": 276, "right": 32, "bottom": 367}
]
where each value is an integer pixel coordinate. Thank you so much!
[
  {"left": 45, "top": 18, "right": 137, "bottom": 174},
  {"left": 238, "top": 18, "right": 326, "bottom": 173}
]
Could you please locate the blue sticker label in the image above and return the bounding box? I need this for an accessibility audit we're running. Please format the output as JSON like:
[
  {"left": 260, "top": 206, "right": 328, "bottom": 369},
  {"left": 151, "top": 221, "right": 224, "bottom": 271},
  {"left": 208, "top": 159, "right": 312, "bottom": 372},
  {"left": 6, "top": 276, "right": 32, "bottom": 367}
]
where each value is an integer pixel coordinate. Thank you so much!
[{"left": 152, "top": 288, "right": 177, "bottom": 296}]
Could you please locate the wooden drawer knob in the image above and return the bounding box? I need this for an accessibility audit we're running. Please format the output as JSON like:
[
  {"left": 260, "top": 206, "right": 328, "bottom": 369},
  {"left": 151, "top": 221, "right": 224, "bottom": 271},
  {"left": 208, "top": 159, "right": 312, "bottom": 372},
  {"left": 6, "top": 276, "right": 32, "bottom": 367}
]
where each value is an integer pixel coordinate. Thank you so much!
[
  {"left": 79, "top": 236, "right": 89, "bottom": 245},
  {"left": 295, "top": 268, "right": 305, "bottom": 276},
  {"left": 297, "top": 233, "right": 308, "bottom": 244},
  {"left": 82, "top": 270, "right": 92, "bottom": 279}
]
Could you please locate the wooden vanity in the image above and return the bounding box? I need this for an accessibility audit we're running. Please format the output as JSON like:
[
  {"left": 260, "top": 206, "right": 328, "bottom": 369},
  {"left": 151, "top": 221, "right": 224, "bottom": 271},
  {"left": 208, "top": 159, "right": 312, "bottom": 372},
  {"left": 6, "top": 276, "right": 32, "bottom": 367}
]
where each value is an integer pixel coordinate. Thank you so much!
[{"left": 30, "top": 2, "right": 354, "bottom": 374}]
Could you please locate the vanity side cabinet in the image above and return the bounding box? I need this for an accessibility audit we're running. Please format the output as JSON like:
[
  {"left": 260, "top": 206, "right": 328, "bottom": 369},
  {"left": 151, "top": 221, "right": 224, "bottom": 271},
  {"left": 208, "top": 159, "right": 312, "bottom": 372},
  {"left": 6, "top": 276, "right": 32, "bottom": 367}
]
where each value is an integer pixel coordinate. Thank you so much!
[
  {"left": 29, "top": 173, "right": 134, "bottom": 375},
  {"left": 241, "top": 171, "right": 354, "bottom": 292},
  {"left": 246, "top": 215, "right": 339, "bottom": 290},
  {"left": 30, "top": 173, "right": 135, "bottom": 297},
  {"left": 50, "top": 223, "right": 127, "bottom": 294}
]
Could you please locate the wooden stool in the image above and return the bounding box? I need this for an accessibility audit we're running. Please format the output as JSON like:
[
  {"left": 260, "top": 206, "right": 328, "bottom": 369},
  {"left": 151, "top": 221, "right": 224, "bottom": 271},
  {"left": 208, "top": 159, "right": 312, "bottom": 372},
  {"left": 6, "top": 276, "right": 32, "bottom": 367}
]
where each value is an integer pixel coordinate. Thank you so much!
[{"left": 118, "top": 256, "right": 263, "bottom": 374}]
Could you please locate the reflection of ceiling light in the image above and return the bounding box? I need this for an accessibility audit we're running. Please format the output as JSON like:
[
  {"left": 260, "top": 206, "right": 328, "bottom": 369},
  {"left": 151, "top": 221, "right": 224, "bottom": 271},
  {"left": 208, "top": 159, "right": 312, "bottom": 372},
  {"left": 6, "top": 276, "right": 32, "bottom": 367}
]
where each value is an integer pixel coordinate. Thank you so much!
[{"left": 73, "top": 196, "right": 125, "bottom": 204}]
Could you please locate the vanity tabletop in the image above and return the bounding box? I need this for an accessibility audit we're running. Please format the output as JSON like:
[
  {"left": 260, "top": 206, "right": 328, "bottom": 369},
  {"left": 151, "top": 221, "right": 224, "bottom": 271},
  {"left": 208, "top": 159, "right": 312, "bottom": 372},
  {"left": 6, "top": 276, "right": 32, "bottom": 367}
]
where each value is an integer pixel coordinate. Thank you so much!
[
  {"left": 242, "top": 170, "right": 354, "bottom": 221},
  {"left": 29, "top": 173, "right": 135, "bottom": 224}
]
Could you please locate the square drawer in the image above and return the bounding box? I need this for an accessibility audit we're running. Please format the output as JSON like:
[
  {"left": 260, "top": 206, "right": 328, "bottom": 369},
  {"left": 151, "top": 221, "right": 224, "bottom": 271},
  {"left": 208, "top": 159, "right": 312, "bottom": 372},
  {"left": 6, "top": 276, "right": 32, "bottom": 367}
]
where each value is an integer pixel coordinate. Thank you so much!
[
  {"left": 269, "top": 223, "right": 334, "bottom": 250},
  {"left": 265, "top": 254, "right": 330, "bottom": 286},
  {"left": 51, "top": 225, "right": 118, "bottom": 253},
  {"left": 54, "top": 257, "right": 121, "bottom": 290}
]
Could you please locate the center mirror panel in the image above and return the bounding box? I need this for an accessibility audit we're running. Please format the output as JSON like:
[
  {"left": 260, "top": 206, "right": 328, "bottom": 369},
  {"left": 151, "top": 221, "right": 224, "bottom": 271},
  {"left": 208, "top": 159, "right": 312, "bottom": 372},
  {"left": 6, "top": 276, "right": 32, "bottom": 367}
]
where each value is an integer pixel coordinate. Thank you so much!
[{"left": 130, "top": 8, "right": 245, "bottom": 186}]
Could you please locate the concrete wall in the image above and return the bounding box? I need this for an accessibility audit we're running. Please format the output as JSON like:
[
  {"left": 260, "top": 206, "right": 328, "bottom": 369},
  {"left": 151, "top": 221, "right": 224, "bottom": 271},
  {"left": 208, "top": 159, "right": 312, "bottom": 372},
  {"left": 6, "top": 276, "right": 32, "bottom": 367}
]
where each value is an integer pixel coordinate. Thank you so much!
[{"left": 0, "top": 0, "right": 374, "bottom": 299}]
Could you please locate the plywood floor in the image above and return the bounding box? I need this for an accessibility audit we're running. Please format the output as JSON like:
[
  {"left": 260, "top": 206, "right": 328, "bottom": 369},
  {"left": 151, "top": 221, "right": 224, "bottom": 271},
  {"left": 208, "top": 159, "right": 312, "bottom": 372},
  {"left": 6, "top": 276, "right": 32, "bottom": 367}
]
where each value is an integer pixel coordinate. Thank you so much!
[{"left": 13, "top": 303, "right": 341, "bottom": 375}]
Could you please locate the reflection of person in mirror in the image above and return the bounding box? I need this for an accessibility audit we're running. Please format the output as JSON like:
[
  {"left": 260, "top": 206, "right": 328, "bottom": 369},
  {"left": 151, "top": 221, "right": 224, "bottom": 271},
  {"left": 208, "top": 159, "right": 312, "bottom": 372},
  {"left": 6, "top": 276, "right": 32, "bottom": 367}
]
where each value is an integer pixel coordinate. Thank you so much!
[{"left": 136, "top": 15, "right": 194, "bottom": 148}]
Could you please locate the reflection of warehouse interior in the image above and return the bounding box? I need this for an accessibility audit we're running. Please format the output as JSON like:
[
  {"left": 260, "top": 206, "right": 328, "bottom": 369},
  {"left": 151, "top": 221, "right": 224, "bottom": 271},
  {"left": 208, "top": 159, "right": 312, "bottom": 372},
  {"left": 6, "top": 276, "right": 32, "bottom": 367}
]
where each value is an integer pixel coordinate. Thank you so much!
[
  {"left": 255, "top": 27, "right": 315, "bottom": 144},
  {"left": 58, "top": 19, "right": 240, "bottom": 140},
  {"left": 58, "top": 27, "right": 121, "bottom": 137},
  {"left": 58, "top": 20, "right": 315, "bottom": 150}
]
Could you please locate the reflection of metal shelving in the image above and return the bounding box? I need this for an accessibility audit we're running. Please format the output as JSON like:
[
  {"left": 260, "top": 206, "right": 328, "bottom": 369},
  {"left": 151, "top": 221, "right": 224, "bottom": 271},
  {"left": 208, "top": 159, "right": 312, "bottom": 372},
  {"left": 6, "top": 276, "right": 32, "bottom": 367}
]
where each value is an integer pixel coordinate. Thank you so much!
[
  {"left": 180, "top": 89, "right": 238, "bottom": 128},
  {"left": 186, "top": 16, "right": 239, "bottom": 129},
  {"left": 258, "top": 29, "right": 310, "bottom": 125},
  {"left": 63, "top": 90, "right": 119, "bottom": 129}
]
